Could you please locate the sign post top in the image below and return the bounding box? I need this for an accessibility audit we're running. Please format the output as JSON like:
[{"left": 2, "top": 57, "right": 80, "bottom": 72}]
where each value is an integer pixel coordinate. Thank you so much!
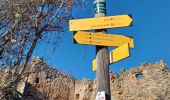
[{"left": 94, "top": 0, "right": 106, "bottom": 15}]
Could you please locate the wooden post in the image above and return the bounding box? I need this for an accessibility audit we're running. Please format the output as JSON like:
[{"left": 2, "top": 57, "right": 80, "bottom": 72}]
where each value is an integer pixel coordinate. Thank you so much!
[{"left": 94, "top": 0, "right": 111, "bottom": 100}]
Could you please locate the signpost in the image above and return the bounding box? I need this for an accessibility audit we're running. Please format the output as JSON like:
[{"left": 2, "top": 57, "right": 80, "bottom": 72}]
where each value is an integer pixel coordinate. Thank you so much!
[
  {"left": 69, "top": 0, "right": 134, "bottom": 99},
  {"left": 74, "top": 31, "right": 134, "bottom": 48},
  {"left": 69, "top": 14, "right": 132, "bottom": 31},
  {"left": 94, "top": 0, "right": 111, "bottom": 100},
  {"left": 110, "top": 43, "right": 130, "bottom": 63},
  {"left": 93, "top": 43, "right": 130, "bottom": 71}
]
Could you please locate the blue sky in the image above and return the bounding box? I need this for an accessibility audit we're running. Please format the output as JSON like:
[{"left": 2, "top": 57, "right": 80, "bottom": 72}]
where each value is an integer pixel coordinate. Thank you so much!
[{"left": 33, "top": 0, "right": 170, "bottom": 80}]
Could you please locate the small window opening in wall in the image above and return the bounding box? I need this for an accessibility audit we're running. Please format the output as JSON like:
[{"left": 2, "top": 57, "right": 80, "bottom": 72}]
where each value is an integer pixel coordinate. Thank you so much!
[
  {"left": 76, "top": 94, "right": 80, "bottom": 99},
  {"left": 136, "top": 73, "right": 144, "bottom": 79},
  {"left": 35, "top": 77, "right": 39, "bottom": 83}
]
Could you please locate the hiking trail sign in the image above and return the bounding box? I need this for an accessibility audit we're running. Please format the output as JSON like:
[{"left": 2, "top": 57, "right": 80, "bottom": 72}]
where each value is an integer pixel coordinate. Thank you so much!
[
  {"left": 73, "top": 31, "right": 134, "bottom": 48},
  {"left": 110, "top": 43, "right": 130, "bottom": 63},
  {"left": 69, "top": 0, "right": 135, "bottom": 99},
  {"left": 69, "top": 14, "right": 132, "bottom": 31},
  {"left": 92, "top": 43, "right": 130, "bottom": 71}
]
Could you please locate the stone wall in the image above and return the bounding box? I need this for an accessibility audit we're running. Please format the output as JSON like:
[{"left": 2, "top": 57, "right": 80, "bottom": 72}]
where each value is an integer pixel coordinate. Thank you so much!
[
  {"left": 0, "top": 57, "right": 75, "bottom": 100},
  {"left": 74, "top": 78, "right": 95, "bottom": 100},
  {"left": 0, "top": 57, "right": 170, "bottom": 100},
  {"left": 76, "top": 60, "right": 170, "bottom": 100},
  {"left": 110, "top": 60, "right": 170, "bottom": 100}
]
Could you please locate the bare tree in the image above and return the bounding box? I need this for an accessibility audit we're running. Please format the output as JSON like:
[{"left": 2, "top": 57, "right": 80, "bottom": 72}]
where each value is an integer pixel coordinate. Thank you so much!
[{"left": 0, "top": 0, "right": 84, "bottom": 99}]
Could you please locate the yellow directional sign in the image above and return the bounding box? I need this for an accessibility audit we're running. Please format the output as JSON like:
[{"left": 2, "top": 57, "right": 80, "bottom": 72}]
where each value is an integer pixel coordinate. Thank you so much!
[
  {"left": 74, "top": 31, "right": 134, "bottom": 48},
  {"left": 92, "top": 59, "right": 97, "bottom": 71},
  {"left": 110, "top": 43, "right": 130, "bottom": 63},
  {"left": 69, "top": 14, "right": 132, "bottom": 31}
]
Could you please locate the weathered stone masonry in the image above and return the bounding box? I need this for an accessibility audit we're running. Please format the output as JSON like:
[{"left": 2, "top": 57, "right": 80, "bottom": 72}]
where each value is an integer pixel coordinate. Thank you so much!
[{"left": 0, "top": 57, "right": 170, "bottom": 100}]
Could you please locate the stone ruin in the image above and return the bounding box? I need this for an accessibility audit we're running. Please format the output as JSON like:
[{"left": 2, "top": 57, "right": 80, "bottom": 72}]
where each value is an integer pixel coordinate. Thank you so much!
[{"left": 0, "top": 57, "right": 170, "bottom": 100}]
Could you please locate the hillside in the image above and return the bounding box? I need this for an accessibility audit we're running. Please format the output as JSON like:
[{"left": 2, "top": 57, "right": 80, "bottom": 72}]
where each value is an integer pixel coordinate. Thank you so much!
[{"left": 0, "top": 57, "right": 170, "bottom": 100}]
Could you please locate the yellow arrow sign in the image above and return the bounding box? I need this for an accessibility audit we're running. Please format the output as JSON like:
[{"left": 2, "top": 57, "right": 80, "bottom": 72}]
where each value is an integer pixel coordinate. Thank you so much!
[
  {"left": 69, "top": 14, "right": 132, "bottom": 31},
  {"left": 110, "top": 43, "right": 130, "bottom": 63},
  {"left": 92, "top": 59, "right": 97, "bottom": 71},
  {"left": 74, "top": 31, "right": 134, "bottom": 48}
]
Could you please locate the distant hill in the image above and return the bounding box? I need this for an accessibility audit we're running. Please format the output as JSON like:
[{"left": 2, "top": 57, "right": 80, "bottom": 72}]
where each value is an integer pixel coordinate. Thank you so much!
[{"left": 0, "top": 57, "right": 170, "bottom": 100}]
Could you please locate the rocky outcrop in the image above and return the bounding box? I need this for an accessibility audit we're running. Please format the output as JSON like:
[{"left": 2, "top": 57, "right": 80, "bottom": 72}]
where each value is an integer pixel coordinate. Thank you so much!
[{"left": 0, "top": 57, "right": 170, "bottom": 100}]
